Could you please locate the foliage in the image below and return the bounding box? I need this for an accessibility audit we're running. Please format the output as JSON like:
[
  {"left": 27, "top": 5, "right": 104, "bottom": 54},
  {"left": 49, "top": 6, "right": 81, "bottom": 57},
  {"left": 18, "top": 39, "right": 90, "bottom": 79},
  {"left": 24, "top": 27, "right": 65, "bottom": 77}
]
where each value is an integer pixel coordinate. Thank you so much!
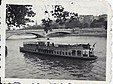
[
  {"left": 51, "top": 5, "right": 78, "bottom": 25},
  {"left": 41, "top": 5, "right": 79, "bottom": 33},
  {"left": 6, "top": 4, "right": 36, "bottom": 29},
  {"left": 41, "top": 18, "right": 53, "bottom": 33},
  {"left": 90, "top": 17, "right": 107, "bottom": 29}
]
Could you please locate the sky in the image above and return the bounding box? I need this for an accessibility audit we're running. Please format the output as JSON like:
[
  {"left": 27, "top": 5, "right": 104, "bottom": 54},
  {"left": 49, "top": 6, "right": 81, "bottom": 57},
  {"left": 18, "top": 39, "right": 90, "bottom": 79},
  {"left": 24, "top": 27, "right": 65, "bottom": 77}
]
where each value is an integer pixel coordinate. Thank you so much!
[{"left": 29, "top": 0, "right": 109, "bottom": 25}]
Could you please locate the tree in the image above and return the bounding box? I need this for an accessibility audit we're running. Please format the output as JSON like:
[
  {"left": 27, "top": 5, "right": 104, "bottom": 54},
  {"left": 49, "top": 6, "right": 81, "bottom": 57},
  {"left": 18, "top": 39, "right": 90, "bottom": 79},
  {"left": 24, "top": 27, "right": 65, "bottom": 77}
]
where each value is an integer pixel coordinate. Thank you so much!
[
  {"left": 41, "top": 18, "right": 52, "bottom": 33},
  {"left": 41, "top": 5, "right": 79, "bottom": 33},
  {"left": 98, "top": 17, "right": 105, "bottom": 22},
  {"left": 90, "top": 18, "right": 107, "bottom": 29},
  {"left": 78, "top": 23, "right": 84, "bottom": 29},
  {"left": 51, "top": 5, "right": 69, "bottom": 25},
  {"left": 51, "top": 5, "right": 78, "bottom": 25},
  {"left": 98, "top": 17, "right": 107, "bottom": 29},
  {"left": 84, "top": 23, "right": 88, "bottom": 28},
  {"left": 6, "top": 4, "right": 36, "bottom": 30}
]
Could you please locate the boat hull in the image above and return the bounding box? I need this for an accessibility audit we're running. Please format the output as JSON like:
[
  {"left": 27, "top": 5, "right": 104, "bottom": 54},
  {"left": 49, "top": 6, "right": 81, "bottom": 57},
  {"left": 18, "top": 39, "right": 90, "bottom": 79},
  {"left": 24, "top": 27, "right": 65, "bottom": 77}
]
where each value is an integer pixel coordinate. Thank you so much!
[{"left": 20, "top": 47, "right": 97, "bottom": 60}]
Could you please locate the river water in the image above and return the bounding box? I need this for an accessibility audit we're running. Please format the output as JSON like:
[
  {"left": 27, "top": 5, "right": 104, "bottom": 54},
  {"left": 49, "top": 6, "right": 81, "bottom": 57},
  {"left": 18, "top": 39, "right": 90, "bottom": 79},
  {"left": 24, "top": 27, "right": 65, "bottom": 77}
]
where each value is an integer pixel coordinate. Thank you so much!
[{"left": 5, "top": 35, "right": 106, "bottom": 81}]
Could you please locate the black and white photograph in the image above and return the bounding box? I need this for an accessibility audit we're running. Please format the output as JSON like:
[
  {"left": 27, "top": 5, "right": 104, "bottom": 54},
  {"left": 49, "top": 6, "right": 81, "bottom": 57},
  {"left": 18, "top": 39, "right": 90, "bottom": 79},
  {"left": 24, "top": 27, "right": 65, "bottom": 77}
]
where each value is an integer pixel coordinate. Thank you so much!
[{"left": 2, "top": 0, "right": 112, "bottom": 83}]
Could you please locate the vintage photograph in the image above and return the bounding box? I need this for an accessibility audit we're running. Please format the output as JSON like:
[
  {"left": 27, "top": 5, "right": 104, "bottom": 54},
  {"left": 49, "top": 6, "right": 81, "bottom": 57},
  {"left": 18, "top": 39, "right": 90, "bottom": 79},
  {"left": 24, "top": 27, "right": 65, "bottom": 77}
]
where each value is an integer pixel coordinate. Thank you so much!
[{"left": 5, "top": 0, "right": 109, "bottom": 82}]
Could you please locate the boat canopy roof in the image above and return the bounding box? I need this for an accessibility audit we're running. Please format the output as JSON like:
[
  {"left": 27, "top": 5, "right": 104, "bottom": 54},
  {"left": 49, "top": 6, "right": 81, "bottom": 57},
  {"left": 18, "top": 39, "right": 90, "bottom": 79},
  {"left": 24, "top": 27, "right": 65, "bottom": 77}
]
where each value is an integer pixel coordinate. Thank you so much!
[{"left": 23, "top": 41, "right": 91, "bottom": 46}]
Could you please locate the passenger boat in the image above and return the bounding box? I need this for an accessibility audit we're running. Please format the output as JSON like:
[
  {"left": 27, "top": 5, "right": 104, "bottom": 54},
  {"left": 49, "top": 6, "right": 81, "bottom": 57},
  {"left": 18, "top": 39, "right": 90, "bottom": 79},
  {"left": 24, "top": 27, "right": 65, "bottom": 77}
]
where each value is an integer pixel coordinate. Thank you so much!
[{"left": 20, "top": 41, "right": 97, "bottom": 60}]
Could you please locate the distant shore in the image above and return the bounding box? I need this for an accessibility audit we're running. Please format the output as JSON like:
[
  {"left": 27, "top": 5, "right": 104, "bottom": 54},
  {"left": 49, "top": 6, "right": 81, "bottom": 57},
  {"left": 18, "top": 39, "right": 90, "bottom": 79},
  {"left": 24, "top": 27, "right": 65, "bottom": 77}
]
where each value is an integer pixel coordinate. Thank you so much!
[{"left": 6, "top": 28, "right": 107, "bottom": 39}]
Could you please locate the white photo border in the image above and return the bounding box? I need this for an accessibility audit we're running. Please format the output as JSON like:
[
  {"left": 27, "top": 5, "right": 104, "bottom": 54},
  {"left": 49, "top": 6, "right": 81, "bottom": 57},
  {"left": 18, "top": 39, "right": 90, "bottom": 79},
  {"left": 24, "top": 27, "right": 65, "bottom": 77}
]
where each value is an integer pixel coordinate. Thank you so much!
[{"left": 1, "top": 0, "right": 112, "bottom": 84}]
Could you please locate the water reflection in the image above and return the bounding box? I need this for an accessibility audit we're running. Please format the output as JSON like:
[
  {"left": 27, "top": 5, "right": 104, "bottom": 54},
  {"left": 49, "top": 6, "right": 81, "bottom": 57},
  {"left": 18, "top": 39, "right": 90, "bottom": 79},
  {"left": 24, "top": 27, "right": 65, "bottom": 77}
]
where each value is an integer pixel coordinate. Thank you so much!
[{"left": 23, "top": 52, "right": 96, "bottom": 80}]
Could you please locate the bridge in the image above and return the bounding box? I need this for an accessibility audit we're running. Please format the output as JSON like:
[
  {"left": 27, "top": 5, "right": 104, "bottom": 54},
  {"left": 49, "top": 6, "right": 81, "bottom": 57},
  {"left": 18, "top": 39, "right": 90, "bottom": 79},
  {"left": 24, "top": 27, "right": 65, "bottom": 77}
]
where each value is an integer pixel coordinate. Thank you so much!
[{"left": 6, "top": 29, "right": 72, "bottom": 40}]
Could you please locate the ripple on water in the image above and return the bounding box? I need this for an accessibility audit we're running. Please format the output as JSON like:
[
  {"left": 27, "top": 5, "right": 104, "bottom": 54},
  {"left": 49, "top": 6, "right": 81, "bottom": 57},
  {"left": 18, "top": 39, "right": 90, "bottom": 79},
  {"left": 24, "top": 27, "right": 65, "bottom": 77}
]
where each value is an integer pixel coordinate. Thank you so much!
[{"left": 6, "top": 36, "right": 106, "bottom": 80}]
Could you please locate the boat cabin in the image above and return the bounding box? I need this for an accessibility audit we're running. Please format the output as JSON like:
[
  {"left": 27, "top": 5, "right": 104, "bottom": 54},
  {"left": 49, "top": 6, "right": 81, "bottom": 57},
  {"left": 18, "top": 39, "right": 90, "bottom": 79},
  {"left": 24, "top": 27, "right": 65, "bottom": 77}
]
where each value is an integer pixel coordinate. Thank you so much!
[{"left": 22, "top": 41, "right": 94, "bottom": 58}]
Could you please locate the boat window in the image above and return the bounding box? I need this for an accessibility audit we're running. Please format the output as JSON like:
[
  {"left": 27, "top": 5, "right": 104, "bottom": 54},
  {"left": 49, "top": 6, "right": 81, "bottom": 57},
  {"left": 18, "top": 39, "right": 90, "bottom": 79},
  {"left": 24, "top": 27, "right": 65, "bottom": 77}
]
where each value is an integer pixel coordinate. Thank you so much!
[
  {"left": 77, "top": 50, "right": 81, "bottom": 56},
  {"left": 51, "top": 51, "right": 53, "bottom": 54},
  {"left": 48, "top": 50, "right": 50, "bottom": 53},
  {"left": 57, "top": 51, "right": 59, "bottom": 54},
  {"left": 44, "top": 50, "right": 46, "bottom": 53},
  {"left": 60, "top": 51, "right": 61, "bottom": 55},
  {"left": 83, "top": 54, "right": 88, "bottom": 57},
  {"left": 49, "top": 50, "right": 52, "bottom": 53},
  {"left": 66, "top": 52, "right": 67, "bottom": 55},
  {"left": 41, "top": 49, "right": 42, "bottom": 52},
  {"left": 47, "top": 50, "right": 49, "bottom": 53},
  {"left": 62, "top": 52, "right": 64, "bottom": 55},
  {"left": 46, "top": 50, "right": 47, "bottom": 53},
  {"left": 54, "top": 51, "right": 56, "bottom": 54},
  {"left": 45, "top": 50, "right": 46, "bottom": 53},
  {"left": 72, "top": 50, "right": 76, "bottom": 55},
  {"left": 69, "top": 52, "right": 71, "bottom": 55}
]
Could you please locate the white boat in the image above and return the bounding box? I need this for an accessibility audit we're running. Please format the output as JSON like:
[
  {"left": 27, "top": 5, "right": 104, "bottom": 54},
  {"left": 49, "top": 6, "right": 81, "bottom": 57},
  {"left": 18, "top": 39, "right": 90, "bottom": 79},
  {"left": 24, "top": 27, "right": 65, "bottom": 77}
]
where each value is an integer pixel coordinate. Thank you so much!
[{"left": 20, "top": 41, "right": 97, "bottom": 60}]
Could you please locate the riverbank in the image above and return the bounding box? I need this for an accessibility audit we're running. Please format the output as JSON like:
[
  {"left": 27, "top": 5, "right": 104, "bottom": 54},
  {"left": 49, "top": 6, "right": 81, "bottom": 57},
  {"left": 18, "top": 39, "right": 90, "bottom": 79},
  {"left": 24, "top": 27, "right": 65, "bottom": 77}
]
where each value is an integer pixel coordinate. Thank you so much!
[
  {"left": 6, "top": 28, "right": 107, "bottom": 39},
  {"left": 72, "top": 28, "right": 107, "bottom": 37},
  {"left": 48, "top": 28, "right": 107, "bottom": 37}
]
